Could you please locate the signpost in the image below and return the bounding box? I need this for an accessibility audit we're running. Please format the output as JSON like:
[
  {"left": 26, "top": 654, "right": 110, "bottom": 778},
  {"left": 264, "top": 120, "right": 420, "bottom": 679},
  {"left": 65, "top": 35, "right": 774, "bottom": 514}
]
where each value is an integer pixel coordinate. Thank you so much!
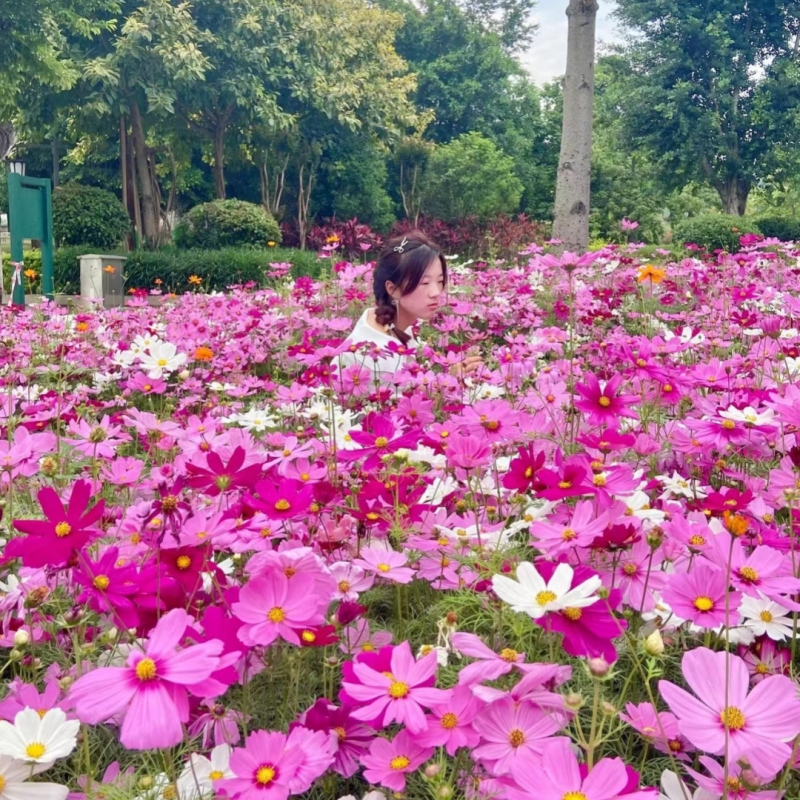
[{"left": 7, "top": 173, "right": 54, "bottom": 305}]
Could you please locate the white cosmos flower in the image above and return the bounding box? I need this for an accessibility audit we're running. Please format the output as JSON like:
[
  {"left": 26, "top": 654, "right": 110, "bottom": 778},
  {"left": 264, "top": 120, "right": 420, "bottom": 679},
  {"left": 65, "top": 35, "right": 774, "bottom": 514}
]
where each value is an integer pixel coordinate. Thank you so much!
[
  {"left": 130, "top": 333, "right": 162, "bottom": 355},
  {"left": 718, "top": 405, "right": 776, "bottom": 427},
  {"left": 740, "top": 594, "right": 795, "bottom": 641},
  {"left": 0, "top": 754, "right": 68, "bottom": 800},
  {"left": 659, "top": 769, "right": 702, "bottom": 800},
  {"left": 656, "top": 471, "right": 707, "bottom": 500},
  {"left": 223, "top": 408, "right": 278, "bottom": 432},
  {"left": 491, "top": 562, "right": 602, "bottom": 619},
  {"left": 0, "top": 708, "right": 79, "bottom": 764},
  {"left": 177, "top": 744, "right": 233, "bottom": 799},
  {"left": 138, "top": 342, "right": 187, "bottom": 379},
  {"left": 619, "top": 491, "right": 666, "bottom": 525}
]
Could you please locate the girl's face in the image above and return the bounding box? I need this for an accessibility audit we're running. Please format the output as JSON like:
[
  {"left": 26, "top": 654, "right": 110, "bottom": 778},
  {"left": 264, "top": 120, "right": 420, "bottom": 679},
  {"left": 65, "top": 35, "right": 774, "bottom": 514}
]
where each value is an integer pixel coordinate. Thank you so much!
[{"left": 391, "top": 259, "right": 445, "bottom": 323}]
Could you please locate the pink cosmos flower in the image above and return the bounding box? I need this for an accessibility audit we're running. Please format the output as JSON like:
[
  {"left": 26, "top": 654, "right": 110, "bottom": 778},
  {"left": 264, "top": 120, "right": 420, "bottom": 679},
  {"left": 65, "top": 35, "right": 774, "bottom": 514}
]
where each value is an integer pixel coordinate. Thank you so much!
[
  {"left": 472, "top": 696, "right": 565, "bottom": 775},
  {"left": 416, "top": 684, "right": 482, "bottom": 755},
  {"left": 64, "top": 415, "right": 131, "bottom": 459},
  {"left": 659, "top": 647, "right": 800, "bottom": 777},
  {"left": 661, "top": 561, "right": 741, "bottom": 629},
  {"left": 574, "top": 373, "right": 638, "bottom": 426},
  {"left": 507, "top": 738, "right": 655, "bottom": 800},
  {"left": 687, "top": 755, "right": 780, "bottom": 800},
  {"left": 341, "top": 641, "right": 451, "bottom": 732},
  {"left": 361, "top": 729, "right": 434, "bottom": 792},
  {"left": 619, "top": 702, "right": 693, "bottom": 760},
  {"left": 530, "top": 501, "right": 609, "bottom": 556},
  {"left": 451, "top": 632, "right": 531, "bottom": 685},
  {"left": 69, "top": 609, "right": 224, "bottom": 749},
  {"left": 352, "top": 547, "right": 416, "bottom": 584},
  {"left": 218, "top": 729, "right": 306, "bottom": 800},
  {"left": 233, "top": 572, "right": 327, "bottom": 647}
]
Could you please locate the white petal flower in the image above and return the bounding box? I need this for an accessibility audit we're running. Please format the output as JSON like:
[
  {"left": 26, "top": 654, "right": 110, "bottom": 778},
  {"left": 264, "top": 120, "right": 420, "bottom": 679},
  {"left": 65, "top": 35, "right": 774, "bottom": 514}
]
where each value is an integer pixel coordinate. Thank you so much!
[
  {"left": 137, "top": 342, "right": 187, "bottom": 379},
  {"left": 0, "top": 708, "right": 79, "bottom": 764},
  {"left": 177, "top": 744, "right": 233, "bottom": 799},
  {"left": 0, "top": 754, "right": 68, "bottom": 799},
  {"left": 740, "top": 594, "right": 794, "bottom": 641}
]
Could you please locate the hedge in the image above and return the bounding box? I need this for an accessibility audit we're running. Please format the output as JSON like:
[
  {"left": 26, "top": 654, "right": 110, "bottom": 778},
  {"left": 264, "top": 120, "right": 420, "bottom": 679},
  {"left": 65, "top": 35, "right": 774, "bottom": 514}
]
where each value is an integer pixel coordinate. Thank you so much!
[
  {"left": 672, "top": 214, "right": 761, "bottom": 253},
  {"left": 753, "top": 214, "right": 800, "bottom": 243},
  {"left": 174, "top": 200, "right": 282, "bottom": 250}
]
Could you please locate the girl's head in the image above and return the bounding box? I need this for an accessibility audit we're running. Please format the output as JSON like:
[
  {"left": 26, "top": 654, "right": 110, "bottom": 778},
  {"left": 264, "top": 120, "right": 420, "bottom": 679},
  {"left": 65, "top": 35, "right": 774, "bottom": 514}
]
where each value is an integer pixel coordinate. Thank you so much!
[{"left": 373, "top": 230, "right": 447, "bottom": 342}]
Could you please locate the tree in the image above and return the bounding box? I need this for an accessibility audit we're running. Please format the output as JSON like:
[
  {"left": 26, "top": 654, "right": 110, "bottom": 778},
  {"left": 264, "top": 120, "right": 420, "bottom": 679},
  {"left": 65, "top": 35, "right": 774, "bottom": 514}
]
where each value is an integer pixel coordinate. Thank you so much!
[
  {"left": 454, "top": 0, "right": 538, "bottom": 52},
  {"left": 419, "top": 132, "right": 523, "bottom": 220},
  {"left": 552, "top": 0, "right": 598, "bottom": 253},
  {"left": 614, "top": 0, "right": 800, "bottom": 215}
]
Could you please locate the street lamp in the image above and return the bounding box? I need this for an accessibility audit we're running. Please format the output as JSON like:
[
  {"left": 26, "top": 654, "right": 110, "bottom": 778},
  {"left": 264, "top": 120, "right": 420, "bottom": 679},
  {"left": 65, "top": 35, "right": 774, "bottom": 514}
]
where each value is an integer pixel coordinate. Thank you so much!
[{"left": 5, "top": 159, "right": 25, "bottom": 175}]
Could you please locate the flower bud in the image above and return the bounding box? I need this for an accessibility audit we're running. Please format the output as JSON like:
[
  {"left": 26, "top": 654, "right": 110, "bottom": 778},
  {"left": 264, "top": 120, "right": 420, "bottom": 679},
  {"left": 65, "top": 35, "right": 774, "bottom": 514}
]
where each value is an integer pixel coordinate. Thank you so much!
[
  {"left": 644, "top": 629, "right": 665, "bottom": 657},
  {"left": 601, "top": 701, "right": 617, "bottom": 716},
  {"left": 424, "top": 764, "right": 441, "bottom": 778},
  {"left": 178, "top": 369, "right": 190, "bottom": 380},
  {"left": 564, "top": 692, "right": 584, "bottom": 710},
  {"left": 587, "top": 656, "right": 611, "bottom": 677},
  {"left": 437, "top": 787, "right": 454, "bottom": 800},
  {"left": 13, "top": 629, "right": 29, "bottom": 647},
  {"left": 8, "top": 649, "right": 22, "bottom": 662}
]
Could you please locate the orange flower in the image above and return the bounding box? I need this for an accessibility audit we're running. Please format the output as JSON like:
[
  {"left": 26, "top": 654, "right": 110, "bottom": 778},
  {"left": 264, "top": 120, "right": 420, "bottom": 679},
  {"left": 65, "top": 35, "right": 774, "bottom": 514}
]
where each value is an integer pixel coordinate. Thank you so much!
[
  {"left": 194, "top": 346, "right": 214, "bottom": 362},
  {"left": 267, "top": 241, "right": 276, "bottom": 247},
  {"left": 24, "top": 269, "right": 37, "bottom": 279},
  {"left": 154, "top": 278, "right": 163, "bottom": 286},
  {"left": 188, "top": 275, "right": 202, "bottom": 286},
  {"left": 637, "top": 264, "right": 666, "bottom": 284},
  {"left": 75, "top": 322, "right": 89, "bottom": 332},
  {"left": 103, "top": 265, "right": 115, "bottom": 274},
  {"left": 326, "top": 234, "right": 340, "bottom": 244}
]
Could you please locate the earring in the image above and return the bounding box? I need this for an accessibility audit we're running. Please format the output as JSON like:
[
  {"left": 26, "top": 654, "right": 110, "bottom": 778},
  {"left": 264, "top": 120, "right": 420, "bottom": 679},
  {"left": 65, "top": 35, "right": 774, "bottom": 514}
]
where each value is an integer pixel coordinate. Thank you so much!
[{"left": 392, "top": 298, "right": 398, "bottom": 306}]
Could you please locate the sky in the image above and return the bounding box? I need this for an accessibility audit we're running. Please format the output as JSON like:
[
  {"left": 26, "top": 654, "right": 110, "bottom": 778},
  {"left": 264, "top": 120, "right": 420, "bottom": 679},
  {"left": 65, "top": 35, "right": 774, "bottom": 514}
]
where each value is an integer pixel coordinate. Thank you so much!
[{"left": 520, "top": 1, "right": 621, "bottom": 85}]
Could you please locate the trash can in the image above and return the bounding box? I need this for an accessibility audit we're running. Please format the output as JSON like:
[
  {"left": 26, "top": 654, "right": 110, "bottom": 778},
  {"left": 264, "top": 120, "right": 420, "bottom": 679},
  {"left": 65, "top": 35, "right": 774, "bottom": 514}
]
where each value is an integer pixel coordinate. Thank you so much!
[{"left": 80, "top": 254, "right": 127, "bottom": 308}]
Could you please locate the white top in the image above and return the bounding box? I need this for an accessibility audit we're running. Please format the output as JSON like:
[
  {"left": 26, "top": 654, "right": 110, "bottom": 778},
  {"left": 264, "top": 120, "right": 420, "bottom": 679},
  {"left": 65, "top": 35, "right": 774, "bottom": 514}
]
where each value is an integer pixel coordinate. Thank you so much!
[{"left": 336, "top": 308, "right": 418, "bottom": 377}]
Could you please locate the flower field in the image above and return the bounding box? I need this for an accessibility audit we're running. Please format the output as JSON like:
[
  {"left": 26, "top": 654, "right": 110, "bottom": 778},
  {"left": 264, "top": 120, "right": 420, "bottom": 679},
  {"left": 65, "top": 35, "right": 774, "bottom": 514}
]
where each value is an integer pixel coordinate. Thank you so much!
[{"left": 2, "top": 239, "right": 800, "bottom": 799}]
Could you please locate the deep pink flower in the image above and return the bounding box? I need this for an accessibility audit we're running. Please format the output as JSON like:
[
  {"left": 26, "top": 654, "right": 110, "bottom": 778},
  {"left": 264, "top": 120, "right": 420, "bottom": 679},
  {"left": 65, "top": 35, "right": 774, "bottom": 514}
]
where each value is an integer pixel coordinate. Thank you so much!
[
  {"left": 69, "top": 609, "right": 224, "bottom": 749},
  {"left": 574, "top": 373, "right": 638, "bottom": 426},
  {"left": 338, "top": 413, "right": 419, "bottom": 471},
  {"left": 341, "top": 641, "right": 451, "bottom": 732},
  {"left": 75, "top": 546, "right": 141, "bottom": 629},
  {"left": 247, "top": 478, "right": 314, "bottom": 521},
  {"left": 186, "top": 446, "right": 263, "bottom": 495},
  {"left": 361, "top": 729, "right": 434, "bottom": 792},
  {"left": 659, "top": 647, "right": 800, "bottom": 777},
  {"left": 7, "top": 480, "right": 105, "bottom": 568}
]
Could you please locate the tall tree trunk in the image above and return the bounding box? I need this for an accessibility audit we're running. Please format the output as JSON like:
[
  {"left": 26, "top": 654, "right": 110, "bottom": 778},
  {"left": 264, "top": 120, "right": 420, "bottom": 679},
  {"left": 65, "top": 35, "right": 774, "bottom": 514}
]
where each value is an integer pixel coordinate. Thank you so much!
[
  {"left": 718, "top": 177, "right": 750, "bottom": 216},
  {"left": 552, "top": 0, "right": 598, "bottom": 254},
  {"left": 129, "top": 99, "right": 159, "bottom": 247},
  {"left": 297, "top": 163, "right": 315, "bottom": 251},
  {"left": 213, "top": 125, "right": 226, "bottom": 199}
]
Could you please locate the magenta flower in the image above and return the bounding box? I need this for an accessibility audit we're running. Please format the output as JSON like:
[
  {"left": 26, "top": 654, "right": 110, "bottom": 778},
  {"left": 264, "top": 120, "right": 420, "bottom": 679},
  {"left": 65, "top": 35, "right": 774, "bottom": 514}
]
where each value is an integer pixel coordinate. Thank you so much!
[
  {"left": 74, "top": 546, "right": 141, "bottom": 629},
  {"left": 472, "top": 696, "right": 565, "bottom": 775},
  {"left": 341, "top": 641, "right": 451, "bottom": 732},
  {"left": 659, "top": 647, "right": 800, "bottom": 777},
  {"left": 444, "top": 432, "right": 493, "bottom": 470},
  {"left": 233, "top": 572, "right": 327, "bottom": 647},
  {"left": 69, "top": 609, "right": 224, "bottom": 749},
  {"left": 361, "top": 729, "right": 434, "bottom": 792},
  {"left": 218, "top": 729, "right": 306, "bottom": 800},
  {"left": 662, "top": 562, "right": 741, "bottom": 629},
  {"left": 574, "top": 373, "right": 639, "bottom": 426},
  {"left": 247, "top": 478, "right": 314, "bottom": 521},
  {"left": 338, "top": 413, "right": 419, "bottom": 471},
  {"left": 352, "top": 547, "right": 416, "bottom": 584},
  {"left": 7, "top": 480, "right": 105, "bottom": 568},
  {"left": 451, "top": 632, "right": 530, "bottom": 685},
  {"left": 508, "top": 738, "right": 654, "bottom": 800},
  {"left": 416, "top": 684, "right": 482, "bottom": 755},
  {"left": 186, "top": 446, "right": 263, "bottom": 495}
]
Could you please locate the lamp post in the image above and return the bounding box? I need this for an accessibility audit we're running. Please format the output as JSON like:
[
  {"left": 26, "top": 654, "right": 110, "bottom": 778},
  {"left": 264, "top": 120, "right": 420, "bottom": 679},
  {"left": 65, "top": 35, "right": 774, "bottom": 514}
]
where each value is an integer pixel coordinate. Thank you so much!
[{"left": 5, "top": 158, "right": 25, "bottom": 175}]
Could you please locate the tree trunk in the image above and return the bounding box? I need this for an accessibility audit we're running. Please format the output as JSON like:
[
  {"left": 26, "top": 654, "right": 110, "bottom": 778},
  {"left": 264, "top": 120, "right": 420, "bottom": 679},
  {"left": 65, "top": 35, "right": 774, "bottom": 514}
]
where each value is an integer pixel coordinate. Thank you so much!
[
  {"left": 718, "top": 177, "right": 750, "bottom": 216},
  {"left": 129, "top": 100, "right": 159, "bottom": 247},
  {"left": 297, "top": 162, "right": 315, "bottom": 251},
  {"left": 552, "top": 0, "right": 598, "bottom": 254},
  {"left": 213, "top": 125, "right": 226, "bottom": 199}
]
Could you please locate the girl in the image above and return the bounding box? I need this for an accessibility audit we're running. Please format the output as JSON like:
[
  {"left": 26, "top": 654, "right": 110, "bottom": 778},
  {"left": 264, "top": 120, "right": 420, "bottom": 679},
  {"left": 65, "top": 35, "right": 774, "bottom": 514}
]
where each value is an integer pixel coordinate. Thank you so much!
[{"left": 338, "top": 230, "right": 482, "bottom": 378}]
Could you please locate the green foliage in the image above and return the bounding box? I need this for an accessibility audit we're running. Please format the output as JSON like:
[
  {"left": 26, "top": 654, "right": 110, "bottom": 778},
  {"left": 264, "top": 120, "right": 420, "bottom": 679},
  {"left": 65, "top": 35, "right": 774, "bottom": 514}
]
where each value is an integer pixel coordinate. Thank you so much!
[
  {"left": 52, "top": 183, "right": 130, "bottom": 249},
  {"left": 174, "top": 200, "right": 282, "bottom": 250},
  {"left": 672, "top": 214, "right": 761, "bottom": 253},
  {"left": 420, "top": 132, "right": 523, "bottom": 221},
  {"left": 753, "top": 214, "right": 800, "bottom": 243}
]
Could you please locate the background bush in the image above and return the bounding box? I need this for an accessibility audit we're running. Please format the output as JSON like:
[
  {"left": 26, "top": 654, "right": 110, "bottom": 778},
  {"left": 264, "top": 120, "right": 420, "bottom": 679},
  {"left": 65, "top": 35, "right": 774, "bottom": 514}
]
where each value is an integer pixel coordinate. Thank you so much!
[
  {"left": 174, "top": 200, "right": 282, "bottom": 250},
  {"left": 52, "top": 183, "right": 130, "bottom": 249},
  {"left": 419, "top": 132, "right": 524, "bottom": 222},
  {"left": 672, "top": 214, "right": 762, "bottom": 253},
  {"left": 753, "top": 213, "right": 800, "bottom": 242}
]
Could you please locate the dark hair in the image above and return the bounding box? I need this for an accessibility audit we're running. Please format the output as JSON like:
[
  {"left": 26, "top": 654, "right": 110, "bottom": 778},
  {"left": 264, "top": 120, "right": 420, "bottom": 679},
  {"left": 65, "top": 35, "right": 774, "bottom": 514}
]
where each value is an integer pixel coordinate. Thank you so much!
[{"left": 373, "top": 230, "right": 447, "bottom": 345}]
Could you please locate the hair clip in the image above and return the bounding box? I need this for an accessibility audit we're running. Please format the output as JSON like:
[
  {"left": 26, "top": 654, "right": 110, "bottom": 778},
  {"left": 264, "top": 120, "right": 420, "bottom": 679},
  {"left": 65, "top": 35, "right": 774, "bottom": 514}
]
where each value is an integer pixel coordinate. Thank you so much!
[{"left": 393, "top": 236, "right": 409, "bottom": 254}]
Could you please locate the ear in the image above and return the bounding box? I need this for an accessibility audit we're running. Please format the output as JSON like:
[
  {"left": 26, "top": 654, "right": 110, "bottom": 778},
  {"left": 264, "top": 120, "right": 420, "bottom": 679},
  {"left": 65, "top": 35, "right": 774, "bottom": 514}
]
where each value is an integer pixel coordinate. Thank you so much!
[{"left": 385, "top": 280, "right": 400, "bottom": 301}]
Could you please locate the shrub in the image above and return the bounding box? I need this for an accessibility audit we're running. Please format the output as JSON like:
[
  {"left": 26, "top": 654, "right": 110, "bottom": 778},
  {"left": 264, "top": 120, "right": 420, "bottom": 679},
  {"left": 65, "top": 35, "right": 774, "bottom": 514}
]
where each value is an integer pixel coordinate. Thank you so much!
[
  {"left": 753, "top": 214, "right": 800, "bottom": 242},
  {"left": 306, "top": 218, "right": 383, "bottom": 257},
  {"left": 672, "top": 214, "right": 761, "bottom": 253},
  {"left": 419, "top": 132, "right": 524, "bottom": 222},
  {"left": 52, "top": 183, "right": 130, "bottom": 249},
  {"left": 174, "top": 200, "right": 281, "bottom": 250}
]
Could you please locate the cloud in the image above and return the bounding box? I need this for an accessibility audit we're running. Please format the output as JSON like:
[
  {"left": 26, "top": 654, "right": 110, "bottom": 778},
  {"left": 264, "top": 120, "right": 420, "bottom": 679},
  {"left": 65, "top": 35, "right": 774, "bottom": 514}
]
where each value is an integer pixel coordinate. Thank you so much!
[{"left": 520, "top": 1, "right": 621, "bottom": 85}]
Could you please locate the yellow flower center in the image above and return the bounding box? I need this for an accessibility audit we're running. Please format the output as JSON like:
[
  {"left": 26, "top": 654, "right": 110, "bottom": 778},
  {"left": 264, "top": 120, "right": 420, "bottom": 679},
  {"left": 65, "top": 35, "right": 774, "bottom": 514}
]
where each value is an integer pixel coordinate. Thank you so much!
[
  {"left": 157, "top": 358, "right": 168, "bottom": 367},
  {"left": 267, "top": 607, "right": 286, "bottom": 623},
  {"left": 760, "top": 610, "right": 773, "bottom": 622},
  {"left": 593, "top": 475, "right": 607, "bottom": 487},
  {"left": 536, "top": 590, "right": 557, "bottom": 605},
  {"left": 622, "top": 563, "right": 638, "bottom": 575},
  {"left": 499, "top": 648, "right": 518, "bottom": 662},
  {"left": 598, "top": 397, "right": 611, "bottom": 407},
  {"left": 25, "top": 742, "right": 45, "bottom": 759},
  {"left": 338, "top": 580, "right": 351, "bottom": 593},
  {"left": 377, "top": 563, "right": 391, "bottom": 573},
  {"left": 756, "top": 663, "right": 769, "bottom": 674},
  {"left": 55, "top": 522, "right": 72, "bottom": 538},
  {"left": 508, "top": 728, "right": 525, "bottom": 747},
  {"left": 721, "top": 419, "right": 736, "bottom": 430},
  {"left": 693, "top": 596, "right": 714, "bottom": 611},
  {"left": 562, "top": 528, "right": 576, "bottom": 541},
  {"left": 274, "top": 499, "right": 291, "bottom": 511},
  {"left": 563, "top": 607, "right": 582, "bottom": 621},
  {"left": 209, "top": 770, "right": 224, "bottom": 780},
  {"left": 135, "top": 658, "right": 157, "bottom": 681},
  {"left": 93, "top": 575, "right": 110, "bottom": 590},
  {"left": 689, "top": 534, "right": 706, "bottom": 546},
  {"left": 301, "top": 630, "right": 316, "bottom": 643},
  {"left": 562, "top": 794, "right": 588, "bottom": 800},
  {"left": 441, "top": 712, "right": 458, "bottom": 729},
  {"left": 389, "top": 681, "right": 409, "bottom": 699},
  {"left": 255, "top": 765, "right": 275, "bottom": 785},
  {"left": 720, "top": 706, "right": 746, "bottom": 730},
  {"left": 558, "top": 480, "right": 572, "bottom": 489},
  {"left": 390, "top": 756, "right": 410, "bottom": 770},
  {"left": 374, "top": 437, "right": 389, "bottom": 448},
  {"left": 0, "top": 776, "right": 5, "bottom": 792},
  {"left": 333, "top": 726, "right": 346, "bottom": 741},
  {"left": 176, "top": 555, "right": 192, "bottom": 570},
  {"left": 739, "top": 566, "right": 759, "bottom": 582}
]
